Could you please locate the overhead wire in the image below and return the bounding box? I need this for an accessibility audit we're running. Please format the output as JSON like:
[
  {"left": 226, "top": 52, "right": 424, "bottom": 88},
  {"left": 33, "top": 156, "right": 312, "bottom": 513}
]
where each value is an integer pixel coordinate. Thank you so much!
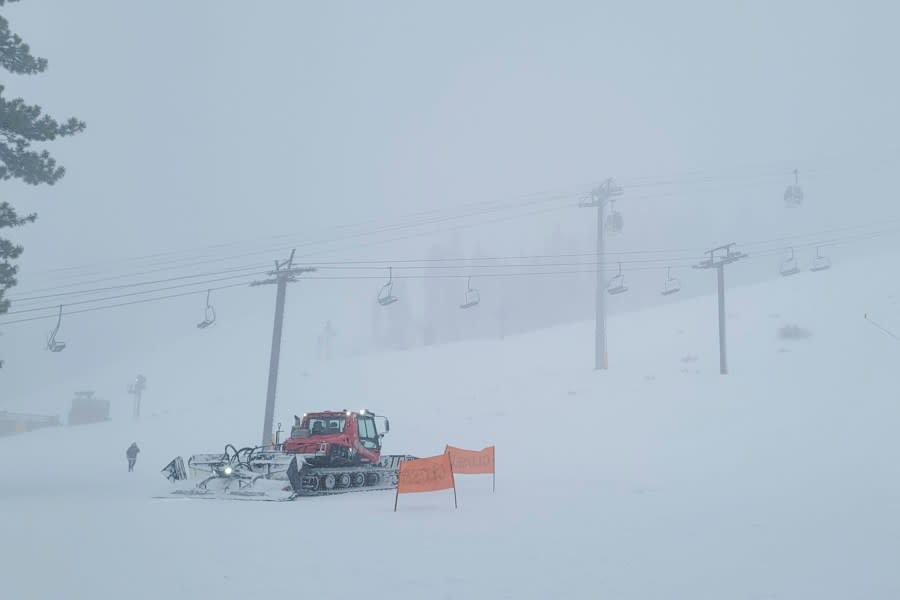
[
  {"left": 22, "top": 181, "right": 594, "bottom": 279},
  {"left": 14, "top": 208, "right": 900, "bottom": 306},
  {"left": 26, "top": 148, "right": 883, "bottom": 279},
  {"left": 5, "top": 152, "right": 900, "bottom": 323},
  {"left": 9, "top": 263, "right": 271, "bottom": 303},
  {"left": 22, "top": 188, "right": 584, "bottom": 284},
  {"left": 738, "top": 216, "right": 900, "bottom": 249},
  {"left": 6, "top": 218, "right": 900, "bottom": 315},
  {"left": 5, "top": 223, "right": 900, "bottom": 325},
  {"left": 0, "top": 281, "right": 252, "bottom": 326},
  {"left": 282, "top": 174, "right": 820, "bottom": 265},
  {"left": 864, "top": 313, "right": 900, "bottom": 343},
  {"left": 3, "top": 272, "right": 262, "bottom": 316},
  {"left": 11, "top": 191, "right": 582, "bottom": 295},
  {"left": 17, "top": 151, "right": 888, "bottom": 290}
]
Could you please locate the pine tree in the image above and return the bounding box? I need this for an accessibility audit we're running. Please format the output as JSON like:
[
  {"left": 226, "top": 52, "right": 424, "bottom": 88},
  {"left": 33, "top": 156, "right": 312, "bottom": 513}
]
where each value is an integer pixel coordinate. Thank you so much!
[{"left": 0, "top": 0, "right": 85, "bottom": 313}]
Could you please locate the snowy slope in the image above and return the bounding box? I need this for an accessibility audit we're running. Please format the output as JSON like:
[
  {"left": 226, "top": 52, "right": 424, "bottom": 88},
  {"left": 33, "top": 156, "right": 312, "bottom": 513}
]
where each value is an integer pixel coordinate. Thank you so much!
[{"left": 2, "top": 252, "right": 900, "bottom": 599}]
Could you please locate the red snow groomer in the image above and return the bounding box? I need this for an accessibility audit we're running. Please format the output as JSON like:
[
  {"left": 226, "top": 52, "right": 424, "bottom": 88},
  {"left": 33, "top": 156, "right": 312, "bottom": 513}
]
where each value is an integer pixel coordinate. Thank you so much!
[
  {"left": 284, "top": 410, "right": 386, "bottom": 466},
  {"left": 161, "top": 409, "right": 415, "bottom": 500},
  {"left": 283, "top": 410, "right": 412, "bottom": 494}
]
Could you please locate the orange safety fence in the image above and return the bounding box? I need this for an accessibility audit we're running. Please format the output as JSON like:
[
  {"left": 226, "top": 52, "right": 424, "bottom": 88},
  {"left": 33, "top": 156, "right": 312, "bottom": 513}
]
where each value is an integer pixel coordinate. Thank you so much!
[
  {"left": 394, "top": 453, "right": 457, "bottom": 511},
  {"left": 445, "top": 445, "right": 495, "bottom": 474},
  {"left": 445, "top": 445, "right": 495, "bottom": 492}
]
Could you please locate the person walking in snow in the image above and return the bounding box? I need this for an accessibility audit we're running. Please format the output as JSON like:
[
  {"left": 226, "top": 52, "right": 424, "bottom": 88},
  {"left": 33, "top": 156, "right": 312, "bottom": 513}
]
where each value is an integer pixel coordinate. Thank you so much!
[{"left": 126, "top": 442, "right": 140, "bottom": 472}]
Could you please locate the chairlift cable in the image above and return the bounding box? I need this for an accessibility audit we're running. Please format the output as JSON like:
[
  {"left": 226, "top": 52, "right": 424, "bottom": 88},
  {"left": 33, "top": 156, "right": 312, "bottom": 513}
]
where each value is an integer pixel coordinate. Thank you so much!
[
  {"left": 19, "top": 155, "right": 894, "bottom": 287},
  {"left": 20, "top": 192, "right": 582, "bottom": 283},
  {"left": 23, "top": 146, "right": 896, "bottom": 280},
  {"left": 0, "top": 281, "right": 252, "bottom": 326},
  {"left": 864, "top": 313, "right": 900, "bottom": 343},
  {"left": 22, "top": 184, "right": 593, "bottom": 279},
  {"left": 0, "top": 235, "right": 893, "bottom": 326},
  {"left": 14, "top": 165, "right": 898, "bottom": 298},
  {"left": 738, "top": 217, "right": 900, "bottom": 249},
  {"left": 7, "top": 212, "right": 900, "bottom": 321},
  {"left": 9, "top": 263, "right": 270, "bottom": 304},
  {"left": 7, "top": 224, "right": 900, "bottom": 317},
  {"left": 21, "top": 210, "right": 895, "bottom": 304},
  {"left": 13, "top": 197, "right": 580, "bottom": 295},
  {"left": 30, "top": 204, "right": 899, "bottom": 301},
  {"left": 3, "top": 274, "right": 260, "bottom": 316}
]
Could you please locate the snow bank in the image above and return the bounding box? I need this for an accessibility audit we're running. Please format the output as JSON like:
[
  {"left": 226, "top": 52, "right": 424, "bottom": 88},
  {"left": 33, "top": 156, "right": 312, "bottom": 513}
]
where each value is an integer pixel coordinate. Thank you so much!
[{"left": 2, "top": 252, "right": 899, "bottom": 599}]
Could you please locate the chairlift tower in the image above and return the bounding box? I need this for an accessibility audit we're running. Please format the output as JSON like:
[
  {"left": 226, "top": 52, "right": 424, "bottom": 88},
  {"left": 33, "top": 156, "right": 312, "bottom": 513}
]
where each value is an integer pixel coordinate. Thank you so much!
[
  {"left": 251, "top": 249, "right": 316, "bottom": 448},
  {"left": 127, "top": 374, "right": 147, "bottom": 419},
  {"left": 579, "top": 178, "right": 623, "bottom": 370},
  {"left": 693, "top": 243, "right": 746, "bottom": 375},
  {"left": 319, "top": 320, "right": 336, "bottom": 360}
]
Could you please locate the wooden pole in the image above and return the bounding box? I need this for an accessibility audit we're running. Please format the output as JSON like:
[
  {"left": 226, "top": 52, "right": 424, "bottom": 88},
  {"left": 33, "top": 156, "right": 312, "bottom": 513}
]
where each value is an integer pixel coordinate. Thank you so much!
[
  {"left": 393, "top": 484, "right": 399, "bottom": 512},
  {"left": 450, "top": 467, "right": 458, "bottom": 509}
]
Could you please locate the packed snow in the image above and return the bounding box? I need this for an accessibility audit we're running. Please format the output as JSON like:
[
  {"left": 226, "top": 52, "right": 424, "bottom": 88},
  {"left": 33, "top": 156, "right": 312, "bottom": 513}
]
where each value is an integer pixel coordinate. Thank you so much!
[{"left": 2, "top": 252, "right": 900, "bottom": 599}]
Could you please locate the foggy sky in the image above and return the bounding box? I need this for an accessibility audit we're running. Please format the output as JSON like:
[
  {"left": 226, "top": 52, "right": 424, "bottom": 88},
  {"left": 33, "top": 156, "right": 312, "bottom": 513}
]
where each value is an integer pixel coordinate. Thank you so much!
[{"left": 3, "top": 1, "right": 900, "bottom": 408}]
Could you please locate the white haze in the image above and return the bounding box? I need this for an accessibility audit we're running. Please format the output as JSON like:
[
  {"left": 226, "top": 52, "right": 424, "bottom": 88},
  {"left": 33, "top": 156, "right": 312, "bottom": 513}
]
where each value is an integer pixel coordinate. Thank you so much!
[
  {"left": 3, "top": 3, "right": 900, "bottom": 598},
  {"left": 2, "top": 4, "right": 900, "bottom": 426}
]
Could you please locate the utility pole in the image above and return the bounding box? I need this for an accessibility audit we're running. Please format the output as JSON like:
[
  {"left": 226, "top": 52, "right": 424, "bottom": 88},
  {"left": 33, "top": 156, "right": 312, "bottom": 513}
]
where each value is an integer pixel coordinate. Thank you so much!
[
  {"left": 693, "top": 243, "right": 746, "bottom": 374},
  {"left": 251, "top": 249, "right": 315, "bottom": 448},
  {"left": 579, "top": 178, "right": 623, "bottom": 370}
]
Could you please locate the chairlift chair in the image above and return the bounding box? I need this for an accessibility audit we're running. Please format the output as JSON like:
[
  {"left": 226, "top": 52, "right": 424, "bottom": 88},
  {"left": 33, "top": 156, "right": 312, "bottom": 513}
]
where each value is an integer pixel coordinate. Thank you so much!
[
  {"left": 607, "top": 263, "right": 629, "bottom": 295},
  {"left": 605, "top": 201, "right": 624, "bottom": 235},
  {"left": 661, "top": 266, "right": 681, "bottom": 296},
  {"left": 460, "top": 276, "right": 480, "bottom": 309},
  {"left": 196, "top": 290, "right": 217, "bottom": 329},
  {"left": 377, "top": 267, "right": 399, "bottom": 306},
  {"left": 783, "top": 169, "right": 804, "bottom": 208},
  {"left": 46, "top": 305, "right": 66, "bottom": 352},
  {"left": 810, "top": 247, "right": 831, "bottom": 272},
  {"left": 779, "top": 247, "right": 801, "bottom": 277}
]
